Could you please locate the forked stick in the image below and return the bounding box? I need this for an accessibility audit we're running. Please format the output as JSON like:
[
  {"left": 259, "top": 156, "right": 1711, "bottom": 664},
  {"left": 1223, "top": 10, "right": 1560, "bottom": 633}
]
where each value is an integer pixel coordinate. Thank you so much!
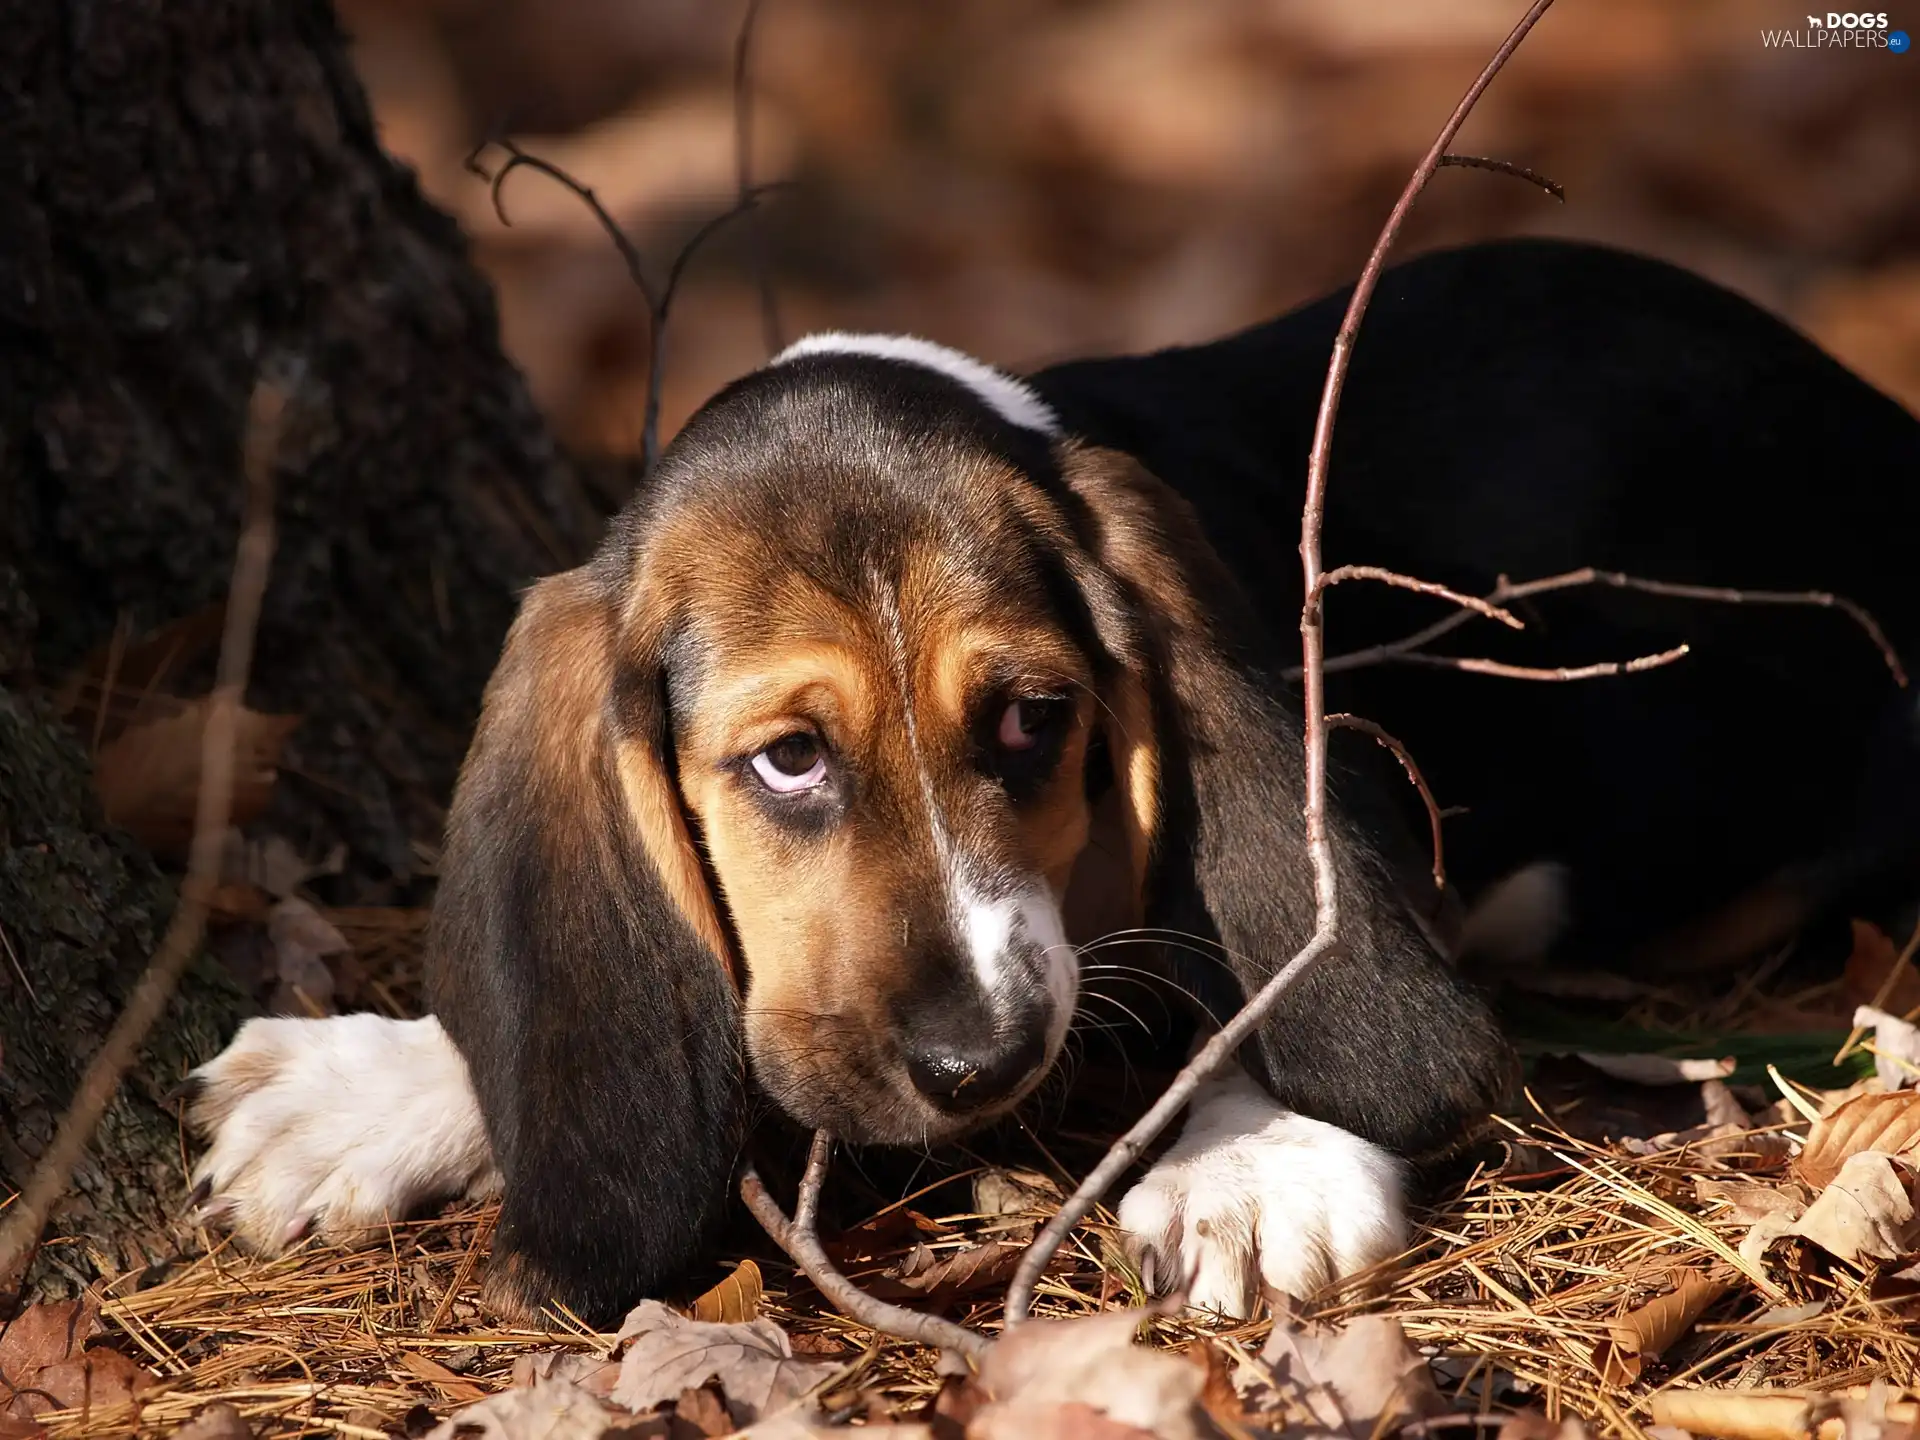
[
  {"left": 1002, "top": 0, "right": 1565, "bottom": 1326},
  {"left": 739, "top": 1134, "right": 991, "bottom": 1359},
  {"left": 0, "top": 379, "right": 284, "bottom": 1290}
]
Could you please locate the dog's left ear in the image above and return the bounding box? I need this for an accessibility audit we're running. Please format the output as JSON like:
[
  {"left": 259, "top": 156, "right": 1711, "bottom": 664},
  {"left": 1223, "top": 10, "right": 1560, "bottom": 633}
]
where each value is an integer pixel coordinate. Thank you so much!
[
  {"left": 1051, "top": 442, "right": 1515, "bottom": 1165},
  {"left": 428, "top": 564, "right": 744, "bottom": 1327}
]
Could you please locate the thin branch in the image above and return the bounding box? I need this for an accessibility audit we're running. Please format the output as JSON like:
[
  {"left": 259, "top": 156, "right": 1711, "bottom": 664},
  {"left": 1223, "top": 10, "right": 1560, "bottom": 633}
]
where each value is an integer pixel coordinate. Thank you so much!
[
  {"left": 0, "top": 377, "right": 284, "bottom": 1292},
  {"left": 467, "top": 140, "right": 659, "bottom": 312},
  {"left": 1313, "top": 566, "right": 1904, "bottom": 685},
  {"left": 739, "top": 1133, "right": 990, "bottom": 1359},
  {"left": 1316, "top": 564, "right": 1522, "bottom": 629},
  {"left": 733, "top": 0, "right": 784, "bottom": 356},
  {"left": 468, "top": 139, "right": 790, "bottom": 475},
  {"left": 1437, "top": 153, "right": 1566, "bottom": 201},
  {"left": 1326, "top": 713, "right": 1446, "bottom": 894},
  {"left": 1006, "top": 0, "right": 1562, "bottom": 1328},
  {"left": 1390, "top": 641, "right": 1691, "bottom": 682}
]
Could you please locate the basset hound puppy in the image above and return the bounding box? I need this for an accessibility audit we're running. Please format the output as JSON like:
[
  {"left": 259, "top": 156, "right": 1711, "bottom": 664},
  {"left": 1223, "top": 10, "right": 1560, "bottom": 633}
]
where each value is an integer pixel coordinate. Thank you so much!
[{"left": 183, "top": 238, "right": 1920, "bottom": 1327}]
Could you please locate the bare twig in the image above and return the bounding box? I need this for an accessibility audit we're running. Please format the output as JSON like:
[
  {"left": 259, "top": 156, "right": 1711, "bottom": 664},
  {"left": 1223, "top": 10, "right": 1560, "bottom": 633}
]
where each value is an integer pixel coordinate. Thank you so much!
[
  {"left": 734, "top": 0, "right": 783, "bottom": 356},
  {"left": 1327, "top": 713, "right": 1446, "bottom": 894},
  {"left": 1005, "top": 0, "right": 1564, "bottom": 1327},
  {"left": 1388, "top": 641, "right": 1690, "bottom": 682},
  {"left": 467, "top": 140, "right": 789, "bottom": 473},
  {"left": 0, "top": 378, "right": 284, "bottom": 1291},
  {"left": 1314, "top": 566, "right": 1906, "bottom": 684},
  {"left": 1316, "top": 564, "right": 1522, "bottom": 629},
  {"left": 1438, "top": 153, "right": 1566, "bottom": 201},
  {"left": 739, "top": 1133, "right": 990, "bottom": 1359}
]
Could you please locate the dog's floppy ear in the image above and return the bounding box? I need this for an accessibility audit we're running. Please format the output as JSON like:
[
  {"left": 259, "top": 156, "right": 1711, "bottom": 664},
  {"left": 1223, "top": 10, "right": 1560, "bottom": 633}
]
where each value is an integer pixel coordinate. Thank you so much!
[
  {"left": 1054, "top": 442, "right": 1515, "bottom": 1165},
  {"left": 428, "top": 563, "right": 743, "bottom": 1327}
]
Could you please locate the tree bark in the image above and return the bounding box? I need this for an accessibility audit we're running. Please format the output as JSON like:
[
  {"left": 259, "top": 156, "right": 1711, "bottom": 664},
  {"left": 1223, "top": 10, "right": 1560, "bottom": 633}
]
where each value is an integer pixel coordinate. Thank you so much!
[{"left": 0, "top": 0, "right": 599, "bottom": 1294}]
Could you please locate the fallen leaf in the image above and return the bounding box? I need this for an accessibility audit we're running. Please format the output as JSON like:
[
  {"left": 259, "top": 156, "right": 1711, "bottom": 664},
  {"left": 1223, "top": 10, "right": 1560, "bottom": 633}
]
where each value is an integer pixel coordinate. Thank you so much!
[
  {"left": 56, "top": 604, "right": 227, "bottom": 743},
  {"left": 689, "top": 1259, "right": 764, "bottom": 1325},
  {"left": 1696, "top": 1177, "right": 1811, "bottom": 1223},
  {"left": 93, "top": 701, "right": 300, "bottom": 859},
  {"left": 1789, "top": 1151, "right": 1918, "bottom": 1265},
  {"left": 427, "top": 1377, "right": 664, "bottom": 1440},
  {"left": 268, "top": 897, "right": 349, "bottom": 1013},
  {"left": 1496, "top": 1415, "right": 1595, "bottom": 1440},
  {"left": 973, "top": 1307, "right": 1205, "bottom": 1440},
  {"left": 1844, "top": 920, "right": 1920, "bottom": 1016},
  {"left": 1183, "top": 1341, "right": 1250, "bottom": 1436},
  {"left": 871, "top": 1242, "right": 1023, "bottom": 1308},
  {"left": 509, "top": 1351, "right": 619, "bottom": 1399},
  {"left": 1703, "top": 1079, "right": 1752, "bottom": 1128},
  {"left": 972, "top": 1168, "right": 1061, "bottom": 1216},
  {"left": 675, "top": 1385, "right": 733, "bottom": 1437},
  {"left": 0, "top": 1302, "right": 151, "bottom": 1421},
  {"left": 1259, "top": 1311, "right": 1443, "bottom": 1438},
  {"left": 399, "top": 1351, "right": 487, "bottom": 1405},
  {"left": 1854, "top": 1007, "right": 1920, "bottom": 1091},
  {"left": 967, "top": 1400, "right": 1162, "bottom": 1439},
  {"left": 611, "top": 1300, "right": 840, "bottom": 1426},
  {"left": 170, "top": 1402, "right": 254, "bottom": 1440},
  {"left": 1577, "top": 1053, "right": 1737, "bottom": 1085},
  {"left": 1649, "top": 1388, "right": 1815, "bottom": 1440},
  {"left": 1591, "top": 1268, "right": 1734, "bottom": 1384},
  {"left": 1795, "top": 1092, "right": 1920, "bottom": 1190}
]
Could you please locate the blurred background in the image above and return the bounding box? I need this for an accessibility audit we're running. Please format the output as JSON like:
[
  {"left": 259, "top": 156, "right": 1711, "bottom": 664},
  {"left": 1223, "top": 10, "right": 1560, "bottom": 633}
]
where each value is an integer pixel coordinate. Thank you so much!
[{"left": 337, "top": 0, "right": 1920, "bottom": 457}]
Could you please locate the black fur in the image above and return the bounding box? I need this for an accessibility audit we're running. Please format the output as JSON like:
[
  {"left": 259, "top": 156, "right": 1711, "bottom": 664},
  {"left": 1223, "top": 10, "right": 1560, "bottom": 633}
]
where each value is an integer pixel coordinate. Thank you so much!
[{"left": 428, "top": 563, "right": 744, "bottom": 1328}]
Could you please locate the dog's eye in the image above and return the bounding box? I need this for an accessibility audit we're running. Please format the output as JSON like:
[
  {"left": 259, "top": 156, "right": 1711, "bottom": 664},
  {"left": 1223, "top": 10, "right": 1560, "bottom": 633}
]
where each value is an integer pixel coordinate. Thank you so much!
[
  {"left": 996, "top": 697, "right": 1060, "bottom": 751},
  {"left": 750, "top": 733, "right": 828, "bottom": 793}
]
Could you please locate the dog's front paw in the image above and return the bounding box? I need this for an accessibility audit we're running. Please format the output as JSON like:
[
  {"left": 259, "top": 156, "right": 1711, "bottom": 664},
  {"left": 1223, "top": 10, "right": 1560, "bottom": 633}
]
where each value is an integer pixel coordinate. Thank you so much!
[
  {"left": 1115, "top": 1066, "right": 1407, "bottom": 1319},
  {"left": 183, "top": 1013, "right": 498, "bottom": 1253}
]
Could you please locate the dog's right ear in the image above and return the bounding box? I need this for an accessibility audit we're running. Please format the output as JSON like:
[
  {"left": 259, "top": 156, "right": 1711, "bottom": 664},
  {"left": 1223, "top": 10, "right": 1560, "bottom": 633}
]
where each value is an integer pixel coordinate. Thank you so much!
[{"left": 428, "top": 564, "right": 743, "bottom": 1328}]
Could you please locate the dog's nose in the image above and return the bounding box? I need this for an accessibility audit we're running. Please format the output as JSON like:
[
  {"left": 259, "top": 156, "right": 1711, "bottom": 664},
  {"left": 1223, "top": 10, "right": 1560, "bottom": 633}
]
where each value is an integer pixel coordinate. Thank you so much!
[{"left": 906, "top": 1028, "right": 1047, "bottom": 1113}]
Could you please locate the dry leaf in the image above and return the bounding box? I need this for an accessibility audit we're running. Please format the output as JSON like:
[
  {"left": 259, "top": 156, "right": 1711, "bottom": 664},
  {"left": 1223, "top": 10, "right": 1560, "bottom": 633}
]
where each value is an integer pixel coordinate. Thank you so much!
[
  {"left": 972, "top": 1168, "right": 1061, "bottom": 1216},
  {"left": 973, "top": 1307, "right": 1206, "bottom": 1440},
  {"left": 0, "top": 1300, "right": 153, "bottom": 1421},
  {"left": 93, "top": 700, "right": 300, "bottom": 859},
  {"left": 399, "top": 1351, "right": 487, "bottom": 1404},
  {"left": 1844, "top": 920, "right": 1920, "bottom": 1015},
  {"left": 1789, "top": 1151, "right": 1918, "bottom": 1265},
  {"left": 690, "top": 1259, "right": 764, "bottom": 1325},
  {"left": 675, "top": 1385, "right": 733, "bottom": 1437},
  {"left": 1649, "top": 1390, "right": 1816, "bottom": 1440},
  {"left": 871, "top": 1242, "right": 1023, "bottom": 1308},
  {"left": 1259, "top": 1312, "right": 1443, "bottom": 1438},
  {"left": 1496, "top": 1416, "right": 1594, "bottom": 1440},
  {"left": 967, "top": 1401, "right": 1162, "bottom": 1439},
  {"left": 1183, "top": 1341, "right": 1250, "bottom": 1436},
  {"left": 1696, "top": 1177, "right": 1810, "bottom": 1223},
  {"left": 427, "top": 1377, "right": 663, "bottom": 1440},
  {"left": 1854, "top": 1007, "right": 1920, "bottom": 1091},
  {"left": 1795, "top": 1092, "right": 1920, "bottom": 1190},
  {"left": 1591, "top": 1268, "right": 1733, "bottom": 1384},
  {"left": 56, "top": 604, "right": 227, "bottom": 741},
  {"left": 509, "top": 1351, "right": 620, "bottom": 1399},
  {"left": 611, "top": 1300, "right": 840, "bottom": 1426},
  {"left": 268, "top": 897, "right": 349, "bottom": 1013}
]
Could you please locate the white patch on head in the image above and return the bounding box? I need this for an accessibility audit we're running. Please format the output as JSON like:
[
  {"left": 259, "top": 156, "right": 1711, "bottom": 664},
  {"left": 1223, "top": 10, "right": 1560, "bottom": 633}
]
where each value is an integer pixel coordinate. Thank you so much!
[
  {"left": 186, "top": 1013, "right": 497, "bottom": 1253},
  {"left": 1458, "top": 860, "right": 1573, "bottom": 967},
  {"left": 1116, "top": 1064, "right": 1407, "bottom": 1320},
  {"left": 773, "top": 332, "right": 1061, "bottom": 436},
  {"left": 960, "top": 886, "right": 1016, "bottom": 992}
]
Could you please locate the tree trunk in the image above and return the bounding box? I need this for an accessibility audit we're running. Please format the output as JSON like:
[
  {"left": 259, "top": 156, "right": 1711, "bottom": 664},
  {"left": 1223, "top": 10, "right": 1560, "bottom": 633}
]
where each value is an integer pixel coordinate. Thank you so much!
[{"left": 0, "top": 0, "right": 598, "bottom": 1296}]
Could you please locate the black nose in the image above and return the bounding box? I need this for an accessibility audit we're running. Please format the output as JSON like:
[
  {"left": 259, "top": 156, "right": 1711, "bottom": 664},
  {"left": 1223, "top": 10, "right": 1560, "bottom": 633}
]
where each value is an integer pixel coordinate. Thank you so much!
[{"left": 906, "top": 1028, "right": 1048, "bottom": 1113}]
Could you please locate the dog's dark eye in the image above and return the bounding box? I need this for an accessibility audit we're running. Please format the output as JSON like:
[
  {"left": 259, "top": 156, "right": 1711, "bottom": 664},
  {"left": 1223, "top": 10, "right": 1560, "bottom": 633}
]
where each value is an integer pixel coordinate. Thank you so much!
[
  {"left": 995, "top": 697, "right": 1060, "bottom": 751},
  {"left": 751, "top": 733, "right": 828, "bottom": 794}
]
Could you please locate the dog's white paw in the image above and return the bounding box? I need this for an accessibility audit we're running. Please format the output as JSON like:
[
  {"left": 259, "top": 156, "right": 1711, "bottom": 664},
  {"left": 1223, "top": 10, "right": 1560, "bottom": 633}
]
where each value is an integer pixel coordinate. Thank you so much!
[
  {"left": 1115, "top": 1065, "right": 1407, "bottom": 1320},
  {"left": 184, "top": 1013, "right": 498, "bottom": 1253}
]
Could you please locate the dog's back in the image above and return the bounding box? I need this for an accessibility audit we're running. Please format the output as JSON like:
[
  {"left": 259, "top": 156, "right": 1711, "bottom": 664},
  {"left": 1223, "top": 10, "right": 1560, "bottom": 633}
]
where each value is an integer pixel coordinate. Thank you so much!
[{"left": 1033, "top": 237, "right": 1920, "bottom": 969}]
